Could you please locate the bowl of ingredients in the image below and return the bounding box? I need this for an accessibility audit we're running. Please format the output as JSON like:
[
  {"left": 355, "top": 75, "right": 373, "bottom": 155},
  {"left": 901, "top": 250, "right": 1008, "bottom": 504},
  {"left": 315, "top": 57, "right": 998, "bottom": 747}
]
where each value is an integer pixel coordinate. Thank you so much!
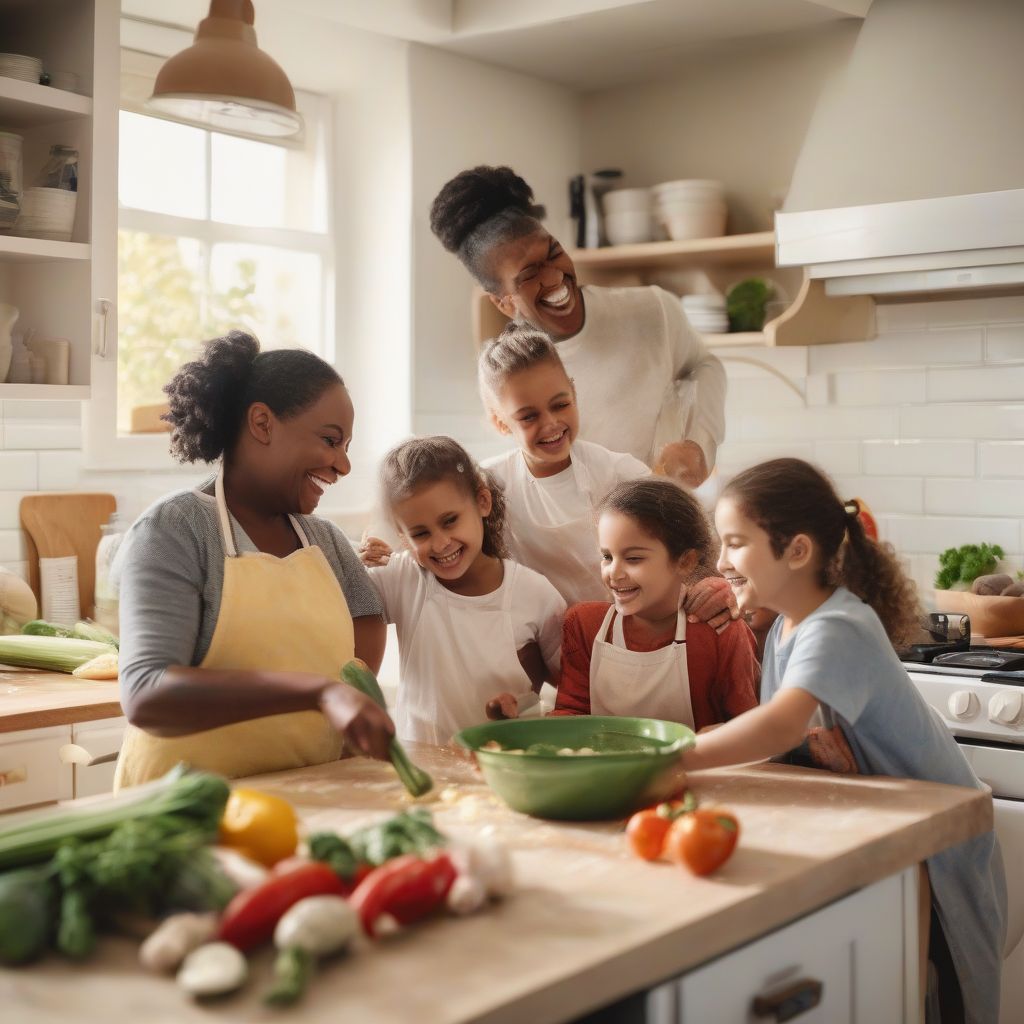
[
  {"left": 934, "top": 544, "right": 1024, "bottom": 638},
  {"left": 454, "top": 716, "right": 695, "bottom": 820}
]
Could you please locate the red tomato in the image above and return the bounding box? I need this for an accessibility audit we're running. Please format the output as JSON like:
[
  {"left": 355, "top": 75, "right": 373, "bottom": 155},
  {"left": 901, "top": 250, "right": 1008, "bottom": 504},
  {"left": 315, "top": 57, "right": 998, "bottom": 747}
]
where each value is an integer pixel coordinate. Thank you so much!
[
  {"left": 853, "top": 497, "right": 879, "bottom": 541},
  {"left": 664, "top": 808, "right": 740, "bottom": 876},
  {"left": 626, "top": 809, "right": 673, "bottom": 861}
]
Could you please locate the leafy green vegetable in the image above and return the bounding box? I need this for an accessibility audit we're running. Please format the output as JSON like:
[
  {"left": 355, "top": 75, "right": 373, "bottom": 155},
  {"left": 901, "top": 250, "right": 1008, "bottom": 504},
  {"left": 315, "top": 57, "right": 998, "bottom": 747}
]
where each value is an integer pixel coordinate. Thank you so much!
[
  {"left": 0, "top": 867, "right": 54, "bottom": 964},
  {"left": 307, "top": 832, "right": 359, "bottom": 880},
  {"left": 726, "top": 278, "right": 774, "bottom": 332},
  {"left": 310, "top": 808, "right": 446, "bottom": 874},
  {"left": 935, "top": 543, "right": 1005, "bottom": 589},
  {"left": 0, "top": 764, "right": 230, "bottom": 870}
]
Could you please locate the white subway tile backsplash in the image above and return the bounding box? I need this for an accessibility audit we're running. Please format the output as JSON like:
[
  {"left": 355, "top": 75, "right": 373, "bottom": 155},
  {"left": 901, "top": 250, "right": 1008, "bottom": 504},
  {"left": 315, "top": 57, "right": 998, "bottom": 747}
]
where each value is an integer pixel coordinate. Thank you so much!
[
  {"left": 986, "top": 324, "right": 1024, "bottom": 364},
  {"left": 2, "top": 401, "right": 82, "bottom": 421},
  {"left": 813, "top": 441, "right": 862, "bottom": 476},
  {"left": 925, "top": 478, "right": 1024, "bottom": 517},
  {"left": 718, "top": 347, "right": 809, "bottom": 380},
  {"left": 0, "top": 492, "right": 29, "bottom": 530},
  {"left": 737, "top": 406, "right": 898, "bottom": 441},
  {"left": 927, "top": 365, "right": 1024, "bottom": 403},
  {"left": 37, "top": 451, "right": 84, "bottom": 490},
  {"left": 900, "top": 403, "right": 1024, "bottom": 440},
  {"left": 923, "top": 295, "right": 1024, "bottom": 326},
  {"left": 874, "top": 300, "right": 929, "bottom": 334},
  {"left": 831, "top": 475, "right": 924, "bottom": 514},
  {"left": 833, "top": 369, "right": 926, "bottom": 407},
  {"left": 3, "top": 423, "right": 82, "bottom": 450},
  {"left": 0, "top": 530, "right": 26, "bottom": 562},
  {"left": 808, "top": 329, "right": 983, "bottom": 374},
  {"left": 724, "top": 377, "right": 804, "bottom": 410},
  {"left": 1, "top": 561, "right": 29, "bottom": 583},
  {"left": 716, "top": 440, "right": 815, "bottom": 474},
  {"left": 863, "top": 440, "right": 975, "bottom": 478},
  {"left": 979, "top": 442, "right": 1024, "bottom": 479},
  {"left": 880, "top": 516, "right": 1021, "bottom": 554},
  {"left": 0, "top": 452, "right": 37, "bottom": 490}
]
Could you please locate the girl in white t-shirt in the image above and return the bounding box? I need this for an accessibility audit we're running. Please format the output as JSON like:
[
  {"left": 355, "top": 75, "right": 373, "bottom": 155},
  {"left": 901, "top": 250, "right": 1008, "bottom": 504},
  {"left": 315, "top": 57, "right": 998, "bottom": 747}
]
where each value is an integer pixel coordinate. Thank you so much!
[
  {"left": 480, "top": 324, "right": 738, "bottom": 635},
  {"left": 365, "top": 435, "right": 565, "bottom": 744}
]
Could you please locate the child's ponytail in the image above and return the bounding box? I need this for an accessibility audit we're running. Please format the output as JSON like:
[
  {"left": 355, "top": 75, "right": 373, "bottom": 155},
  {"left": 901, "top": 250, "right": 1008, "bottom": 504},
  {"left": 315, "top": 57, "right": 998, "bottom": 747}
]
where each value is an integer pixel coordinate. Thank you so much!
[
  {"left": 379, "top": 435, "right": 510, "bottom": 560},
  {"left": 723, "top": 459, "right": 921, "bottom": 650}
]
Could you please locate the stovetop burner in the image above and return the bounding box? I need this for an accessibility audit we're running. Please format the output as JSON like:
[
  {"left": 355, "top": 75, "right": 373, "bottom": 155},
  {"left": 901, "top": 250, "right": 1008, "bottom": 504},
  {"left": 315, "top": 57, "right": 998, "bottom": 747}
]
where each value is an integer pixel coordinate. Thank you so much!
[{"left": 932, "top": 649, "right": 1024, "bottom": 672}]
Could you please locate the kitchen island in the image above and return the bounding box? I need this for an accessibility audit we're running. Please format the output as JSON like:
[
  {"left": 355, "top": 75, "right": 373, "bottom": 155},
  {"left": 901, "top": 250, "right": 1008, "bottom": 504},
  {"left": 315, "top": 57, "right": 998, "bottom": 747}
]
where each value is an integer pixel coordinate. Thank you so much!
[{"left": 0, "top": 744, "right": 991, "bottom": 1023}]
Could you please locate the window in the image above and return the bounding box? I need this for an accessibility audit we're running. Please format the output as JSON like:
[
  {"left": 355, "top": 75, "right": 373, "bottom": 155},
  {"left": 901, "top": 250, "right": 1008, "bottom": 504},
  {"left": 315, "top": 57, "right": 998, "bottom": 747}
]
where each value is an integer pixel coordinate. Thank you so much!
[{"left": 115, "top": 94, "right": 332, "bottom": 435}]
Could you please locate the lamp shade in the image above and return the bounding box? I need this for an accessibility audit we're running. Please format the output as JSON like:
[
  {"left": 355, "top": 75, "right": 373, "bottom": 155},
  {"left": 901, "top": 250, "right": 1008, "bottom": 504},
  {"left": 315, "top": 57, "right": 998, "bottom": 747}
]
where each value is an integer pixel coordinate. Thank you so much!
[{"left": 148, "top": 0, "right": 302, "bottom": 138}]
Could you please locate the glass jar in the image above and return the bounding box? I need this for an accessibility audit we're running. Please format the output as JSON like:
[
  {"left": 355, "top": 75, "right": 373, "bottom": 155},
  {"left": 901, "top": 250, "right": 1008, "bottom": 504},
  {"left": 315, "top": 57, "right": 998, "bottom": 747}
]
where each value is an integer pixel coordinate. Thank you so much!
[
  {"left": 94, "top": 512, "right": 125, "bottom": 636},
  {"left": 0, "top": 132, "right": 23, "bottom": 231},
  {"left": 35, "top": 144, "right": 78, "bottom": 192}
]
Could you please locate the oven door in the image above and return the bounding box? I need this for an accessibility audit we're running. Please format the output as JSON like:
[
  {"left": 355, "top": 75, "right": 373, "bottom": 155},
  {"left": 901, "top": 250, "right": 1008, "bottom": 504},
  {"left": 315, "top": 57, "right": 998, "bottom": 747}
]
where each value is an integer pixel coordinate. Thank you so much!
[{"left": 955, "top": 739, "right": 1024, "bottom": 1024}]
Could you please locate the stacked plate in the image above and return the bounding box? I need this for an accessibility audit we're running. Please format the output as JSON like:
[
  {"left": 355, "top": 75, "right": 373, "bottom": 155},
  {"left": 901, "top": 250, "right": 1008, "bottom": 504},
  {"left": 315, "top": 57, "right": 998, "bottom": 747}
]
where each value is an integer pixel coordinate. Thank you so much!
[
  {"left": 0, "top": 53, "right": 43, "bottom": 84},
  {"left": 681, "top": 293, "right": 729, "bottom": 335},
  {"left": 14, "top": 187, "right": 76, "bottom": 241},
  {"left": 653, "top": 179, "right": 727, "bottom": 241},
  {"left": 602, "top": 187, "right": 652, "bottom": 245}
]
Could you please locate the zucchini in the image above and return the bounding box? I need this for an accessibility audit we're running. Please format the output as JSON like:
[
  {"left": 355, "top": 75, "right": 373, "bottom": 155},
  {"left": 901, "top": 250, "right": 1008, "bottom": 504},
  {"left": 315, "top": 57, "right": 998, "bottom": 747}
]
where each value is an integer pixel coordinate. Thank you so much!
[
  {"left": 22, "top": 619, "right": 75, "bottom": 639},
  {"left": 340, "top": 660, "right": 433, "bottom": 798}
]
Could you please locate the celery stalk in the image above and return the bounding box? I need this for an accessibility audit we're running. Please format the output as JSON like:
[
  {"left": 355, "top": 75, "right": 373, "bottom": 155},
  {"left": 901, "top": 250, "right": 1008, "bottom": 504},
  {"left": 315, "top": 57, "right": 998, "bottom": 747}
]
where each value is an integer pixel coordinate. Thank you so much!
[{"left": 340, "top": 661, "right": 433, "bottom": 797}]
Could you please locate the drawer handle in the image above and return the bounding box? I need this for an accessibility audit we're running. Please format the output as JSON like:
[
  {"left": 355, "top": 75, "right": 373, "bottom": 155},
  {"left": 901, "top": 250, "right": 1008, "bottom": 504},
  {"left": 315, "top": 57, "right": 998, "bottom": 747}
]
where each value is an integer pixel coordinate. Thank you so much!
[
  {"left": 0, "top": 766, "right": 28, "bottom": 787},
  {"left": 59, "top": 744, "right": 119, "bottom": 768},
  {"left": 752, "top": 978, "right": 824, "bottom": 1021}
]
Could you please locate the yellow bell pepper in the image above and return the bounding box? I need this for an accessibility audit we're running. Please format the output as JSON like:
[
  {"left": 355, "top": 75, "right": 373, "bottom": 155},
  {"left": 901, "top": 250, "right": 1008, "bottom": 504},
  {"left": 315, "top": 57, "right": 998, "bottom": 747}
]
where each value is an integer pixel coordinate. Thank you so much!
[{"left": 219, "top": 788, "right": 299, "bottom": 867}]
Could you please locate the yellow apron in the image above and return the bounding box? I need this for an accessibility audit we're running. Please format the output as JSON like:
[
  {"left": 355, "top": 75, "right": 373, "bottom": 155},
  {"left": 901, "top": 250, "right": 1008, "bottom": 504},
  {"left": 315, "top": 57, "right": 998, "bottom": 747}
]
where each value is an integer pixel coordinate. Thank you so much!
[{"left": 114, "top": 468, "right": 354, "bottom": 789}]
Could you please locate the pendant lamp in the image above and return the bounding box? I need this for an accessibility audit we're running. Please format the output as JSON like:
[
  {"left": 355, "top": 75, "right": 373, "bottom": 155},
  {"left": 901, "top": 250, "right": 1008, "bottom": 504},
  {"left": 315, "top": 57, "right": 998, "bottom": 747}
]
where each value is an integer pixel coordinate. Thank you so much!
[{"left": 148, "top": 0, "right": 302, "bottom": 138}]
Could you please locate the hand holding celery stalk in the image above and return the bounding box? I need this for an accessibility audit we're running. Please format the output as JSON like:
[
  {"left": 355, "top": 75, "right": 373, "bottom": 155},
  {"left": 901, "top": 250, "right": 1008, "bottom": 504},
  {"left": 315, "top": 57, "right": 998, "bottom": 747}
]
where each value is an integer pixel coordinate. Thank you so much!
[{"left": 340, "top": 660, "right": 433, "bottom": 797}]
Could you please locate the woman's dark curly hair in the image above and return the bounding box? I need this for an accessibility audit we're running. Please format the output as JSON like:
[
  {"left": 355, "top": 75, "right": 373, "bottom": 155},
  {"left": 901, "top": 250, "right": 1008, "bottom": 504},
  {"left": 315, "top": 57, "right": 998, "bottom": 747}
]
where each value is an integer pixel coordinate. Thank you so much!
[
  {"left": 722, "top": 458, "right": 922, "bottom": 650},
  {"left": 379, "top": 435, "right": 510, "bottom": 560},
  {"left": 598, "top": 478, "right": 714, "bottom": 570},
  {"left": 162, "top": 330, "right": 342, "bottom": 464},
  {"left": 429, "top": 165, "right": 546, "bottom": 292}
]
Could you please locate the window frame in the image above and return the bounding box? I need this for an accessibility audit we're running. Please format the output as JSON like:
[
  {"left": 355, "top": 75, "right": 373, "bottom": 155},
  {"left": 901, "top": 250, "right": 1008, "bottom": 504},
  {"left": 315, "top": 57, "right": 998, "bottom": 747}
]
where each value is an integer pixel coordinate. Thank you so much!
[{"left": 84, "top": 60, "right": 334, "bottom": 471}]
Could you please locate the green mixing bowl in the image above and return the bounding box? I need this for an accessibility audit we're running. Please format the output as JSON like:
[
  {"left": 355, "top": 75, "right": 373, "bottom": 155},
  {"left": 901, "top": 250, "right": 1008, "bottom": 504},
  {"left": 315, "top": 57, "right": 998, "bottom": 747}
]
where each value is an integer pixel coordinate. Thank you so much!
[{"left": 454, "top": 716, "right": 695, "bottom": 821}]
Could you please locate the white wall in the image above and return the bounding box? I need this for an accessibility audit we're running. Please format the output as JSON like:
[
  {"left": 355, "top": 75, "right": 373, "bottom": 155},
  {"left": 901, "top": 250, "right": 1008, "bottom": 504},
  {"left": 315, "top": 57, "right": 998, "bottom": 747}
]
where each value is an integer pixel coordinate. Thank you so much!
[
  {"left": 580, "top": 21, "right": 860, "bottom": 234},
  {"left": 711, "top": 295, "right": 1024, "bottom": 596},
  {"left": 407, "top": 43, "right": 581, "bottom": 451}
]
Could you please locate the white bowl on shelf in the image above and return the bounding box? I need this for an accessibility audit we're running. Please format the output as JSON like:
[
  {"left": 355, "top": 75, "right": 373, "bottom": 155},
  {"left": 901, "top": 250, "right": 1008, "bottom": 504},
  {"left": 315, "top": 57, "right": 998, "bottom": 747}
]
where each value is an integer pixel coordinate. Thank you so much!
[
  {"left": 653, "top": 178, "right": 725, "bottom": 199},
  {"left": 0, "top": 53, "right": 43, "bottom": 84},
  {"left": 14, "top": 187, "right": 76, "bottom": 241},
  {"left": 605, "top": 209, "right": 653, "bottom": 245},
  {"left": 660, "top": 205, "right": 727, "bottom": 241},
  {"left": 603, "top": 188, "right": 651, "bottom": 215}
]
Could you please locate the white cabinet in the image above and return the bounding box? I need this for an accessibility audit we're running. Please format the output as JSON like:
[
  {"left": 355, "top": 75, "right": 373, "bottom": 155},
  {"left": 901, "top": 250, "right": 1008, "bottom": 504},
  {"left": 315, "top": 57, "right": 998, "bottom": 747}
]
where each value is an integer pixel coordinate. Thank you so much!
[
  {"left": 675, "top": 871, "right": 916, "bottom": 1023},
  {"left": 0, "top": 0, "right": 118, "bottom": 400},
  {"left": 68, "top": 715, "right": 126, "bottom": 798},
  {"left": 0, "top": 723, "right": 73, "bottom": 811}
]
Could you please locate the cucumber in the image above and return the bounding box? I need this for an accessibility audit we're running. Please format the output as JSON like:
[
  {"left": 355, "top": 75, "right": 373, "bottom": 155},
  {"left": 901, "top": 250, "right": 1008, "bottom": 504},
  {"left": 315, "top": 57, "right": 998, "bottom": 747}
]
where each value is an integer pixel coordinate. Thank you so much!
[{"left": 22, "top": 620, "right": 75, "bottom": 639}]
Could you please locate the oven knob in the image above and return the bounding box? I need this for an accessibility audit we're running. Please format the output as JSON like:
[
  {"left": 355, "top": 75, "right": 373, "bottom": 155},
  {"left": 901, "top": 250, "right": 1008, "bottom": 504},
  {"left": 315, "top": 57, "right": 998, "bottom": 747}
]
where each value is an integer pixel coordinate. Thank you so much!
[
  {"left": 947, "top": 690, "right": 980, "bottom": 720},
  {"left": 988, "top": 690, "right": 1024, "bottom": 726}
]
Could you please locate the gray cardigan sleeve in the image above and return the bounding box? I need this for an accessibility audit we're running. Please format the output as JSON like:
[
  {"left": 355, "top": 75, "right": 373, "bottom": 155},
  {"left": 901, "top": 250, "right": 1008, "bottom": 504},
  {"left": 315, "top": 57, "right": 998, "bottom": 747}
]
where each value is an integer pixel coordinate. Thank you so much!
[{"left": 115, "top": 507, "right": 205, "bottom": 715}]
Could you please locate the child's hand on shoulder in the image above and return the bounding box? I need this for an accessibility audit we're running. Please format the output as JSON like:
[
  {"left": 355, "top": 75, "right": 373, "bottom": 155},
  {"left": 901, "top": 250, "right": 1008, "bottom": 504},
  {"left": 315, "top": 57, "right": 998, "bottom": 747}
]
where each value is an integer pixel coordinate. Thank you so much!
[
  {"left": 682, "top": 577, "right": 739, "bottom": 634},
  {"left": 359, "top": 528, "right": 392, "bottom": 567}
]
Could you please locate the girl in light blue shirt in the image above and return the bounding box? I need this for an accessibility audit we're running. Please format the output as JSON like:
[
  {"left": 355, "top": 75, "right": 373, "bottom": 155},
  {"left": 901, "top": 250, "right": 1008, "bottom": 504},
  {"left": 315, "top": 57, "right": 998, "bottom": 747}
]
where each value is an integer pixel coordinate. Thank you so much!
[{"left": 685, "top": 457, "right": 1005, "bottom": 1024}]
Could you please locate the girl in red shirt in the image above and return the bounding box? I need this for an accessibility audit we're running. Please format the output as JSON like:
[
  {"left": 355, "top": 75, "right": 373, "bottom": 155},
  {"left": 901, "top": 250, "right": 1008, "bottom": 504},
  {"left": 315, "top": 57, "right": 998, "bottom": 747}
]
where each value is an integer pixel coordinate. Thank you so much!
[{"left": 554, "top": 478, "right": 759, "bottom": 730}]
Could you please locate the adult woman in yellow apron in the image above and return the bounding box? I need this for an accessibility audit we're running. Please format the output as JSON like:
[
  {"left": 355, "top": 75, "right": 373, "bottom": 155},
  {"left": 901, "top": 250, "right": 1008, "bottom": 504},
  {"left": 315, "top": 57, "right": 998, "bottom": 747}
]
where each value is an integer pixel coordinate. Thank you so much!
[{"left": 114, "top": 332, "right": 394, "bottom": 789}]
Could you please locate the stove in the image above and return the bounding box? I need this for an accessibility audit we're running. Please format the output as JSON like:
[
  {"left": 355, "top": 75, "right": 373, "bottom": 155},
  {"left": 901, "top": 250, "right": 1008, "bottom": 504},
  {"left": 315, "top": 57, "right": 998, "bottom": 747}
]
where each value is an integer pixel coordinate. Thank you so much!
[{"left": 901, "top": 614, "right": 1024, "bottom": 1023}]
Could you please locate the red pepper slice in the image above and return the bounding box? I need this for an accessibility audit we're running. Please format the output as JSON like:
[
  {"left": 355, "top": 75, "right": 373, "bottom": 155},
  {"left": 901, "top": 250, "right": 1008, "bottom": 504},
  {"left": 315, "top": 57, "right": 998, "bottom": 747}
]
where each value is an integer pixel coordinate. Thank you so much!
[
  {"left": 218, "top": 861, "right": 349, "bottom": 951},
  {"left": 349, "top": 853, "right": 456, "bottom": 938}
]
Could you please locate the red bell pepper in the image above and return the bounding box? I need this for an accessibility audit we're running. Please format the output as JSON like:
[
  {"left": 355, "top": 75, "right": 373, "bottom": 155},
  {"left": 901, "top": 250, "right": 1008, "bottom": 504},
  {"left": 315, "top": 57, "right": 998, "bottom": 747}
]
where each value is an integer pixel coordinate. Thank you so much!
[
  {"left": 218, "top": 861, "right": 349, "bottom": 951},
  {"left": 349, "top": 852, "right": 456, "bottom": 938}
]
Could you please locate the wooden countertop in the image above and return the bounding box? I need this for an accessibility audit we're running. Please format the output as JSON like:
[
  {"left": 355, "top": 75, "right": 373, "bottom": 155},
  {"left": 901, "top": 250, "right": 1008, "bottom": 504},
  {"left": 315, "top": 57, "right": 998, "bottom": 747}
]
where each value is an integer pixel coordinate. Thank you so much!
[
  {"left": 0, "top": 746, "right": 991, "bottom": 1023},
  {"left": 0, "top": 667, "right": 122, "bottom": 733}
]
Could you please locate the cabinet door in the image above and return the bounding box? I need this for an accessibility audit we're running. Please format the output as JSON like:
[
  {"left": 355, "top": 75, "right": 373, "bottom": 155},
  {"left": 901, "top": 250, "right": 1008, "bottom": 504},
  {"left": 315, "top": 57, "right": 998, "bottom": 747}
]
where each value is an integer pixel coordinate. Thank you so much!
[
  {"left": 678, "top": 872, "right": 910, "bottom": 1024},
  {"left": 69, "top": 715, "right": 126, "bottom": 798},
  {"left": 0, "top": 725, "right": 73, "bottom": 812}
]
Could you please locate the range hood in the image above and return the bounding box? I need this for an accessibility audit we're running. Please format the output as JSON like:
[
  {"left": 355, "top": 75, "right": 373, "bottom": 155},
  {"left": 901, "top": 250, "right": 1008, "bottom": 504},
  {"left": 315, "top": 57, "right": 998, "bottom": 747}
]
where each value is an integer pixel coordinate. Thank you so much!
[{"left": 776, "top": 0, "right": 1024, "bottom": 297}]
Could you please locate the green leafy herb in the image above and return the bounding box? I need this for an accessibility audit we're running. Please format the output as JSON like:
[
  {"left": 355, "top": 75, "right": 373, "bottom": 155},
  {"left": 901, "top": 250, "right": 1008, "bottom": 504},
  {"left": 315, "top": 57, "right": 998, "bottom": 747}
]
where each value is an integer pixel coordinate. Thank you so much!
[
  {"left": 935, "top": 543, "right": 1005, "bottom": 589},
  {"left": 726, "top": 278, "right": 774, "bottom": 332}
]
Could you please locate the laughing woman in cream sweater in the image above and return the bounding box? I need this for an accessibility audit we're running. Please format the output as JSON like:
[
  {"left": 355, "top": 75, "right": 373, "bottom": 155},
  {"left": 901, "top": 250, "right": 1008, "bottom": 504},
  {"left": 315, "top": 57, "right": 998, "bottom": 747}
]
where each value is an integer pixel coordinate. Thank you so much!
[{"left": 429, "top": 165, "right": 727, "bottom": 490}]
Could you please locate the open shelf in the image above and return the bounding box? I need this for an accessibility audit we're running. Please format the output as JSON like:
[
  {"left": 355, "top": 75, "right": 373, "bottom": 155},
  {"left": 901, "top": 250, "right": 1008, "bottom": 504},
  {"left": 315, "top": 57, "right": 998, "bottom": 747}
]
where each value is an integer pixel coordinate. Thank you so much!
[
  {"left": 0, "top": 236, "right": 90, "bottom": 263},
  {"left": 0, "top": 78, "right": 91, "bottom": 128},
  {"left": 0, "top": 384, "right": 90, "bottom": 400},
  {"left": 570, "top": 231, "right": 776, "bottom": 271}
]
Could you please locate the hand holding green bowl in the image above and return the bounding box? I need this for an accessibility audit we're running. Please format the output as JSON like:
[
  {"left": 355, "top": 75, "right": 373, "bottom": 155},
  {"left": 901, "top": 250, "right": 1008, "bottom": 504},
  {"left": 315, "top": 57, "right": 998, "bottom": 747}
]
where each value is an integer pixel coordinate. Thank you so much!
[{"left": 454, "top": 716, "right": 695, "bottom": 821}]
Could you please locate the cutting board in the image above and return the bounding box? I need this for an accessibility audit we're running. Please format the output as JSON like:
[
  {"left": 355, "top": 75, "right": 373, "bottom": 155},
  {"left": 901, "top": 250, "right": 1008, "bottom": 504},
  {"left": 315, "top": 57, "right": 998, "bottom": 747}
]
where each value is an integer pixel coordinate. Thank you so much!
[{"left": 20, "top": 493, "right": 117, "bottom": 621}]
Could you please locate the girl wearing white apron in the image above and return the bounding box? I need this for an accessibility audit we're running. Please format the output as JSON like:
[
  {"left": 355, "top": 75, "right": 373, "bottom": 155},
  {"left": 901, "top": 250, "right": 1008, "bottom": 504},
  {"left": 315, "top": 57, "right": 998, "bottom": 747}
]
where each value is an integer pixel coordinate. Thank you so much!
[
  {"left": 369, "top": 436, "right": 565, "bottom": 744},
  {"left": 554, "top": 478, "right": 759, "bottom": 729},
  {"left": 114, "top": 334, "right": 394, "bottom": 788},
  {"left": 478, "top": 325, "right": 737, "bottom": 636}
]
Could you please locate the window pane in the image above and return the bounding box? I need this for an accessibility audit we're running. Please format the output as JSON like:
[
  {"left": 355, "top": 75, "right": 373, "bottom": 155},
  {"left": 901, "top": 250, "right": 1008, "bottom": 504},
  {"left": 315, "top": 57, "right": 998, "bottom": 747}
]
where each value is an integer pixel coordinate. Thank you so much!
[
  {"left": 118, "top": 112, "right": 207, "bottom": 219},
  {"left": 210, "top": 243, "right": 322, "bottom": 352},
  {"left": 117, "top": 230, "right": 205, "bottom": 432}
]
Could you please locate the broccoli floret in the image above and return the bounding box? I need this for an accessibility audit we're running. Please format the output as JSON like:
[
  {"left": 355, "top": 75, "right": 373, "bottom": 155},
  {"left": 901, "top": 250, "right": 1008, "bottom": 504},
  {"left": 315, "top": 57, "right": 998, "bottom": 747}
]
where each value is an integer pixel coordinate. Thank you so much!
[
  {"left": 934, "top": 543, "right": 1005, "bottom": 589},
  {"left": 726, "top": 278, "right": 774, "bottom": 332}
]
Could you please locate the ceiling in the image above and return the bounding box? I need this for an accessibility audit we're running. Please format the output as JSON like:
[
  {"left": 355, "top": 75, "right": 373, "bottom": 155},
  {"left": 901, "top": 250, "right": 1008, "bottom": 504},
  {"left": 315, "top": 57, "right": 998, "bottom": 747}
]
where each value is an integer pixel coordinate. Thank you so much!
[{"left": 123, "top": 0, "right": 871, "bottom": 92}]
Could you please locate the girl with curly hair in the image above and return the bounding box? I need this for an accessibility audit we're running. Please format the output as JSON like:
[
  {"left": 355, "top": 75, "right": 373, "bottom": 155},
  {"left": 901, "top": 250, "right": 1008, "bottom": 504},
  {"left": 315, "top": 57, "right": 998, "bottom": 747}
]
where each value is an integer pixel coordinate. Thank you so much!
[
  {"left": 365, "top": 436, "right": 565, "bottom": 743},
  {"left": 430, "top": 165, "right": 726, "bottom": 489},
  {"left": 684, "top": 457, "right": 1005, "bottom": 1024},
  {"left": 114, "top": 331, "right": 395, "bottom": 789}
]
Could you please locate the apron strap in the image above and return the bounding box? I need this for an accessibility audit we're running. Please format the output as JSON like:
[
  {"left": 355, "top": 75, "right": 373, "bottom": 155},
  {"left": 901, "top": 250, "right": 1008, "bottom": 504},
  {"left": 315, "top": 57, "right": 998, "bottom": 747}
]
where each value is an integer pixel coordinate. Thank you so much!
[
  {"left": 215, "top": 465, "right": 311, "bottom": 556},
  {"left": 610, "top": 606, "right": 687, "bottom": 647}
]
